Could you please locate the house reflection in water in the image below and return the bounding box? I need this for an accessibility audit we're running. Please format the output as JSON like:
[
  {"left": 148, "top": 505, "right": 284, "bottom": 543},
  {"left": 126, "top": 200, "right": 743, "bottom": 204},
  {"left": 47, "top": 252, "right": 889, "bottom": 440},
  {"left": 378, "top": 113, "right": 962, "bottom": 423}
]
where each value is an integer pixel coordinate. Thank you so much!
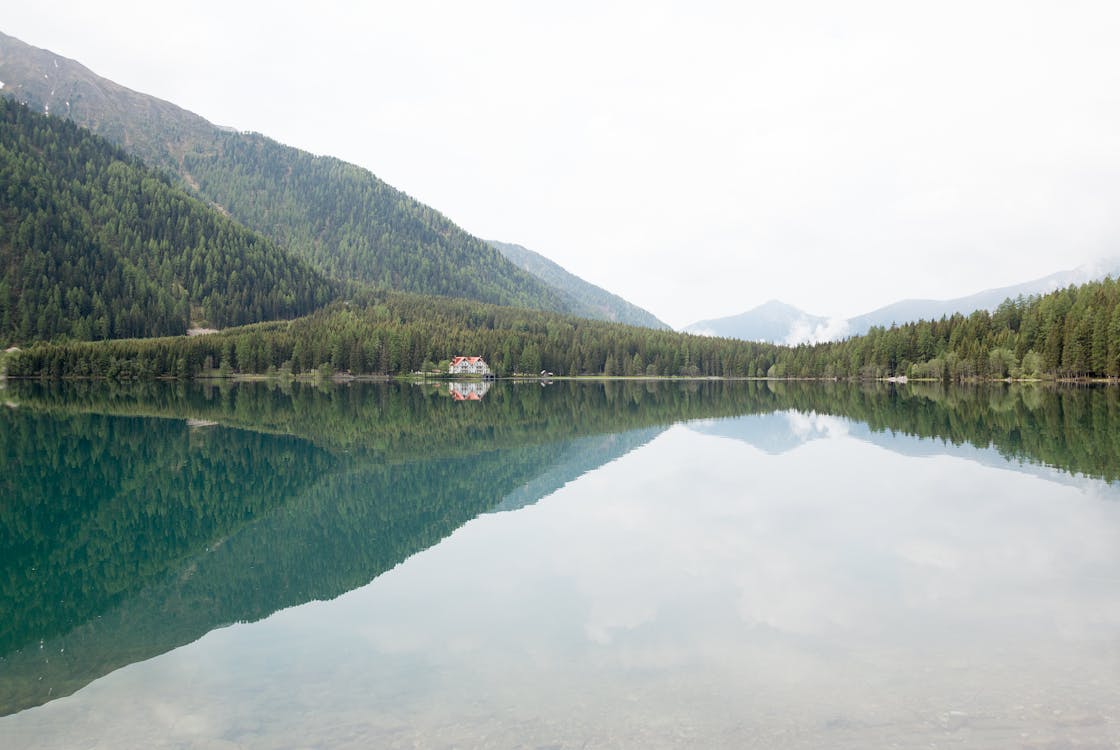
[{"left": 448, "top": 381, "right": 491, "bottom": 401}]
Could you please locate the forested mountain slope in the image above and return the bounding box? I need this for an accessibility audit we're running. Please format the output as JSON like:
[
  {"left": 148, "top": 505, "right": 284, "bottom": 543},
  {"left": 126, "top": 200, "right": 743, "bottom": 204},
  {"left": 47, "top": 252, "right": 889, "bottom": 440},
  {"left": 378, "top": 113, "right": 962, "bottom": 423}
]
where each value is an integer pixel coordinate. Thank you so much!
[
  {"left": 489, "top": 240, "right": 669, "bottom": 329},
  {"left": 0, "top": 99, "right": 334, "bottom": 344},
  {"left": 181, "top": 134, "right": 570, "bottom": 308},
  {"left": 0, "top": 31, "right": 572, "bottom": 313}
]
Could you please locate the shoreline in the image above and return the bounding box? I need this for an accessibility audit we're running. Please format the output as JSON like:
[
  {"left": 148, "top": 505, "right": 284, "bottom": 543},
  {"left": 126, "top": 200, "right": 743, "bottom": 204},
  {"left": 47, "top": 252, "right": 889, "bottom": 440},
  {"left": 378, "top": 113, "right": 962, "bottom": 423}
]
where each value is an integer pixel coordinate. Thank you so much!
[{"left": 4, "top": 372, "right": 1119, "bottom": 386}]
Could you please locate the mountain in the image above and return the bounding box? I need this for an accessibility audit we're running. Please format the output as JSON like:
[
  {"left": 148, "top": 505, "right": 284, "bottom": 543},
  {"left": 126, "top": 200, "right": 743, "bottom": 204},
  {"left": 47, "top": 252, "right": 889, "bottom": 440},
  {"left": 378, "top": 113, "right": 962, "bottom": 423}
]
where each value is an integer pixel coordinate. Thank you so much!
[
  {"left": 489, "top": 240, "right": 670, "bottom": 329},
  {"left": 0, "top": 31, "right": 218, "bottom": 171},
  {"left": 0, "top": 31, "right": 572, "bottom": 314},
  {"left": 0, "top": 98, "right": 334, "bottom": 344},
  {"left": 685, "top": 259, "right": 1120, "bottom": 344},
  {"left": 845, "top": 258, "right": 1120, "bottom": 336},
  {"left": 683, "top": 299, "right": 837, "bottom": 344}
]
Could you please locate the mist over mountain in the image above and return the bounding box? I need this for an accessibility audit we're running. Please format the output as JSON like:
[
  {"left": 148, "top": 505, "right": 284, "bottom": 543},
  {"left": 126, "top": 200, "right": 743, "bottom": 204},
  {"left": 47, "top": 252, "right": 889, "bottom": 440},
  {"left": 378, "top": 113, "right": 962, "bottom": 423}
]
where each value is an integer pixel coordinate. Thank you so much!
[
  {"left": 489, "top": 240, "right": 669, "bottom": 329},
  {"left": 683, "top": 299, "right": 845, "bottom": 345},
  {"left": 685, "top": 259, "right": 1120, "bottom": 344}
]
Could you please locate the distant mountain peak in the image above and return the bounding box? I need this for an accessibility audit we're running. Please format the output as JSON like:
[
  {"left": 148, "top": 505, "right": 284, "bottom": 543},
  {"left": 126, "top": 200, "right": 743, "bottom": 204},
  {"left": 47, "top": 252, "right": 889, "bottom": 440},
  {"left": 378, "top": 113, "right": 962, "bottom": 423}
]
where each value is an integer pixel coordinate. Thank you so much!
[
  {"left": 683, "top": 257, "right": 1120, "bottom": 345},
  {"left": 684, "top": 299, "right": 847, "bottom": 345}
]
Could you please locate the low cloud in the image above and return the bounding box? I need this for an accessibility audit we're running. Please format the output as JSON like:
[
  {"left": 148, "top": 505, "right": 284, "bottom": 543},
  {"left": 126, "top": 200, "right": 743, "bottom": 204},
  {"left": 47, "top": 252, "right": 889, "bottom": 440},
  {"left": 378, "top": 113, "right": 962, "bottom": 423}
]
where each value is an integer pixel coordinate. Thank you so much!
[{"left": 784, "top": 316, "right": 851, "bottom": 346}]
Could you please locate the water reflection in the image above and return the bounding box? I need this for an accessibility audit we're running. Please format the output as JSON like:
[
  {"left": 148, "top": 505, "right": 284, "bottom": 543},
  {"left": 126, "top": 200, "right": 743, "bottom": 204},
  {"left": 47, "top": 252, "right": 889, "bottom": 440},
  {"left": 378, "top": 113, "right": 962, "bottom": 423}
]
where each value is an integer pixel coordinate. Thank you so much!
[
  {"left": 446, "top": 380, "right": 491, "bottom": 401},
  {"left": 1, "top": 381, "right": 1119, "bottom": 747},
  {"left": 2, "top": 379, "right": 747, "bottom": 715}
]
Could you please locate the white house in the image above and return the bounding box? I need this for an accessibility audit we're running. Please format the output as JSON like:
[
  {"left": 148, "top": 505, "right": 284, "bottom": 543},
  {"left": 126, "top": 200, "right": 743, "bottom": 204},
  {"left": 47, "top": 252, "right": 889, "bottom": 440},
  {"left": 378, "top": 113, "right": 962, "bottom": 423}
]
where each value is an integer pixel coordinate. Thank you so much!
[{"left": 449, "top": 356, "right": 491, "bottom": 375}]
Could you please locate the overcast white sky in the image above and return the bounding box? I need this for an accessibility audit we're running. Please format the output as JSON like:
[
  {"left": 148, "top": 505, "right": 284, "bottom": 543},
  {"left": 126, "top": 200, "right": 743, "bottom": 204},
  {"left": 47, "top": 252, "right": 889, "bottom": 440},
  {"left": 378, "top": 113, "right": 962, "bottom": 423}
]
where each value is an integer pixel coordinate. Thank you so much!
[{"left": 6, "top": 1, "right": 1120, "bottom": 328}]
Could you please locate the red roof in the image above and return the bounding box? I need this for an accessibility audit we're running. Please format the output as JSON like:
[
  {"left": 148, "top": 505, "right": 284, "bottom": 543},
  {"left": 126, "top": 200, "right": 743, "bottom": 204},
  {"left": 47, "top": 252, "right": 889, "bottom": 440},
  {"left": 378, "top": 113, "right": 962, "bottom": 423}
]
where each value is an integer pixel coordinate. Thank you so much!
[{"left": 450, "top": 356, "right": 484, "bottom": 365}]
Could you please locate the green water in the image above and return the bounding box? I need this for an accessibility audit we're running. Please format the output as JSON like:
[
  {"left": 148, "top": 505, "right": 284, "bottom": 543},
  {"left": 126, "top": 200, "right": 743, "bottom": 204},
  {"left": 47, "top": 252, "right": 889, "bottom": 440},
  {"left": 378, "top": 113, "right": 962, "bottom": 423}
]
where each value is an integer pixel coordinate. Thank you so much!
[{"left": 1, "top": 380, "right": 1118, "bottom": 748}]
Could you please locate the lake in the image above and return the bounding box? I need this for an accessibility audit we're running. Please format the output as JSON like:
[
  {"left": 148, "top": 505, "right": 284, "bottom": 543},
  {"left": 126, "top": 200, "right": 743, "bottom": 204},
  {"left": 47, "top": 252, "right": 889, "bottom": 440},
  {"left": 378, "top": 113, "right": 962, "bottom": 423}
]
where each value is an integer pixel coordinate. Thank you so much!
[{"left": 1, "top": 380, "right": 1118, "bottom": 748}]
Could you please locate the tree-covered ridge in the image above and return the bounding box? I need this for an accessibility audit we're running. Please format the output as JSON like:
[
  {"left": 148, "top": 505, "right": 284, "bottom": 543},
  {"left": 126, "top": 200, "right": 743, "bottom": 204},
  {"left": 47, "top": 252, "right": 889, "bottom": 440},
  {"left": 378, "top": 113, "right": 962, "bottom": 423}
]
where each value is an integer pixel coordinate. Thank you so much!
[
  {"left": 489, "top": 239, "right": 670, "bottom": 329},
  {"left": 0, "top": 99, "right": 336, "bottom": 345},
  {"left": 1, "top": 33, "right": 581, "bottom": 314},
  {"left": 9, "top": 276, "right": 1120, "bottom": 382},
  {"left": 180, "top": 133, "right": 573, "bottom": 311}
]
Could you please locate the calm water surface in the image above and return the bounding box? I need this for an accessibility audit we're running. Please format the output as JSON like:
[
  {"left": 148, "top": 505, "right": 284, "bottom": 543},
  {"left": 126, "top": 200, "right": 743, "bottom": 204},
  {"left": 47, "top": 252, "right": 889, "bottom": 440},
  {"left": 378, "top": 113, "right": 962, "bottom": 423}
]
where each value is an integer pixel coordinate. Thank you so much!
[{"left": 1, "top": 380, "right": 1118, "bottom": 748}]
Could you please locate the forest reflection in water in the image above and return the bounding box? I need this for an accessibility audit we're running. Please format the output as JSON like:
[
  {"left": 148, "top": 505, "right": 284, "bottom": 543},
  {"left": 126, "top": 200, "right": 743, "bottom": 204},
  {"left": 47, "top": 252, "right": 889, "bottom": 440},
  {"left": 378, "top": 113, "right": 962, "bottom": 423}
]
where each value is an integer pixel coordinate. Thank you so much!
[{"left": 1, "top": 379, "right": 1118, "bottom": 748}]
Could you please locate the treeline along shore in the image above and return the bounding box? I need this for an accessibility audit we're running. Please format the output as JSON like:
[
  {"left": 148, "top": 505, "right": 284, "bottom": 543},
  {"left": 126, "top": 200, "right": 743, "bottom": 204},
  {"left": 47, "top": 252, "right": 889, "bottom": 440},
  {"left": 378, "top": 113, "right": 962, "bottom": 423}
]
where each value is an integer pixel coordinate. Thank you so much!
[{"left": 4, "top": 274, "right": 1120, "bottom": 382}]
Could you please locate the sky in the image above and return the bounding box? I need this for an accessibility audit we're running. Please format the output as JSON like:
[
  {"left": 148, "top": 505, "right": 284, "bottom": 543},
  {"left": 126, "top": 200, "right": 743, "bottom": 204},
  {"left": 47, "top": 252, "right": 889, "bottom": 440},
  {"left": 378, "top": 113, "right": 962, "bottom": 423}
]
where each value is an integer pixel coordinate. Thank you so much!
[{"left": 5, "top": 1, "right": 1120, "bottom": 329}]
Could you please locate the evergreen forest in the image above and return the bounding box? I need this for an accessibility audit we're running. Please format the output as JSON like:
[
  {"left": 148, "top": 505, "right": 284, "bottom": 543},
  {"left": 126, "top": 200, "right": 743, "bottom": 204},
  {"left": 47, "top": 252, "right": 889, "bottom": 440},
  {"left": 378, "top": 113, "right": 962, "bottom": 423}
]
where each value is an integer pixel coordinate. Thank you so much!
[
  {"left": 0, "top": 99, "right": 335, "bottom": 343},
  {"left": 181, "top": 133, "right": 573, "bottom": 312},
  {"left": 0, "top": 32, "right": 576, "bottom": 316},
  {"left": 7, "top": 275, "right": 1120, "bottom": 382}
]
